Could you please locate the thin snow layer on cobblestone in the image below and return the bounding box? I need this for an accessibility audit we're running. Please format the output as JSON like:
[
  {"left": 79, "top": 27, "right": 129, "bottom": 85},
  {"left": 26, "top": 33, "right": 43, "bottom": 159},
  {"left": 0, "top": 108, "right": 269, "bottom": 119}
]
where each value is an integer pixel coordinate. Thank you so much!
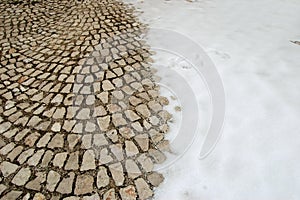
[{"left": 0, "top": 0, "right": 170, "bottom": 199}]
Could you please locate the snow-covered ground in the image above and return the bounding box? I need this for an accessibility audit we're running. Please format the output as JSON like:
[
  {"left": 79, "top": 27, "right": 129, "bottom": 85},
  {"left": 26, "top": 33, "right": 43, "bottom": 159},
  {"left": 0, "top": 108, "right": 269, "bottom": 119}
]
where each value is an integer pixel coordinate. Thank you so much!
[{"left": 125, "top": 0, "right": 300, "bottom": 199}]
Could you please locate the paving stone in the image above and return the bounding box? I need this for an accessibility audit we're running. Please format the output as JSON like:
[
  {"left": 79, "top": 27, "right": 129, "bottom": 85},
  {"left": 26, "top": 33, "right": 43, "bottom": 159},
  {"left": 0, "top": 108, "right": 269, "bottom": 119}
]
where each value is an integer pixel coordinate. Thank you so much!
[
  {"left": 112, "top": 90, "right": 124, "bottom": 100},
  {"left": 65, "top": 151, "right": 79, "bottom": 170},
  {"left": 134, "top": 178, "right": 153, "bottom": 200},
  {"left": 48, "top": 134, "right": 64, "bottom": 149},
  {"left": 72, "top": 122, "right": 83, "bottom": 133},
  {"left": 51, "top": 122, "right": 62, "bottom": 132},
  {"left": 76, "top": 108, "right": 91, "bottom": 120},
  {"left": 134, "top": 134, "right": 149, "bottom": 152},
  {"left": 97, "top": 166, "right": 109, "bottom": 189},
  {"left": 93, "top": 106, "right": 107, "bottom": 117},
  {"left": 0, "top": 161, "right": 19, "bottom": 177},
  {"left": 149, "top": 129, "right": 164, "bottom": 143},
  {"left": 81, "top": 150, "right": 96, "bottom": 171},
  {"left": 36, "top": 121, "right": 51, "bottom": 131},
  {"left": 93, "top": 134, "right": 108, "bottom": 147},
  {"left": 112, "top": 78, "right": 123, "bottom": 87},
  {"left": 0, "top": 142, "right": 15, "bottom": 155},
  {"left": 85, "top": 121, "right": 96, "bottom": 132},
  {"left": 119, "top": 185, "right": 137, "bottom": 200},
  {"left": 74, "top": 175, "right": 94, "bottom": 195},
  {"left": 46, "top": 170, "right": 61, "bottom": 192},
  {"left": 109, "top": 162, "right": 124, "bottom": 186},
  {"left": 156, "top": 140, "right": 171, "bottom": 152},
  {"left": 119, "top": 127, "right": 135, "bottom": 139},
  {"left": 147, "top": 172, "right": 164, "bottom": 187},
  {"left": 3, "top": 127, "right": 18, "bottom": 139},
  {"left": 135, "top": 104, "right": 151, "bottom": 118},
  {"left": 112, "top": 113, "right": 127, "bottom": 127},
  {"left": 97, "top": 116, "right": 110, "bottom": 131},
  {"left": 125, "top": 141, "right": 139, "bottom": 157},
  {"left": 86, "top": 95, "right": 96, "bottom": 105},
  {"left": 24, "top": 132, "right": 40, "bottom": 147},
  {"left": 56, "top": 172, "right": 75, "bottom": 194},
  {"left": 158, "top": 96, "right": 169, "bottom": 105},
  {"left": 148, "top": 100, "right": 163, "bottom": 112},
  {"left": 53, "top": 107, "right": 66, "bottom": 119},
  {"left": 97, "top": 92, "right": 108, "bottom": 104},
  {"left": 125, "top": 110, "right": 141, "bottom": 122},
  {"left": 106, "top": 129, "right": 119, "bottom": 143},
  {"left": 102, "top": 80, "right": 115, "bottom": 91},
  {"left": 149, "top": 116, "right": 160, "bottom": 125},
  {"left": 137, "top": 154, "right": 154, "bottom": 173},
  {"left": 107, "top": 104, "right": 121, "bottom": 113},
  {"left": 53, "top": 152, "right": 68, "bottom": 168},
  {"left": 0, "top": 122, "right": 11, "bottom": 134},
  {"left": 158, "top": 110, "right": 172, "bottom": 121},
  {"left": 125, "top": 159, "right": 141, "bottom": 179},
  {"left": 110, "top": 144, "right": 124, "bottom": 161},
  {"left": 12, "top": 167, "right": 31, "bottom": 186},
  {"left": 122, "top": 86, "right": 134, "bottom": 95},
  {"left": 81, "top": 134, "right": 92, "bottom": 149},
  {"left": 27, "top": 116, "right": 42, "bottom": 127},
  {"left": 129, "top": 96, "right": 142, "bottom": 106},
  {"left": 41, "top": 150, "right": 54, "bottom": 167}
]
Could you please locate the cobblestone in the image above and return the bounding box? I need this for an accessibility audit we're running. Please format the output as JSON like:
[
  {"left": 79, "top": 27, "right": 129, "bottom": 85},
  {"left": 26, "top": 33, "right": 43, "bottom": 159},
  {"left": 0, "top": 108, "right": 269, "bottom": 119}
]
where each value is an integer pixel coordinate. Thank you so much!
[
  {"left": 75, "top": 175, "right": 94, "bottom": 195},
  {"left": 81, "top": 150, "right": 96, "bottom": 171},
  {"left": 0, "top": 161, "right": 19, "bottom": 177},
  {"left": 135, "top": 178, "right": 153, "bottom": 200},
  {"left": 12, "top": 167, "right": 31, "bottom": 186}
]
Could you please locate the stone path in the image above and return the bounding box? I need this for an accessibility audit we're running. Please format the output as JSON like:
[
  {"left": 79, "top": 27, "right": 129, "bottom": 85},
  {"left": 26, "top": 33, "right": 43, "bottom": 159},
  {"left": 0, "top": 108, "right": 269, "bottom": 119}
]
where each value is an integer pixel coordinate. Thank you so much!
[{"left": 0, "top": 0, "right": 170, "bottom": 199}]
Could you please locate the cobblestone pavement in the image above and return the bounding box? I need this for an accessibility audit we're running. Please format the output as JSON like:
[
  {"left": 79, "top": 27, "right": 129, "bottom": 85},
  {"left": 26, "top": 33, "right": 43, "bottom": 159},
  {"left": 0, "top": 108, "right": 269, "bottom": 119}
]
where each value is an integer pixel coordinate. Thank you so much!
[{"left": 0, "top": 0, "right": 171, "bottom": 199}]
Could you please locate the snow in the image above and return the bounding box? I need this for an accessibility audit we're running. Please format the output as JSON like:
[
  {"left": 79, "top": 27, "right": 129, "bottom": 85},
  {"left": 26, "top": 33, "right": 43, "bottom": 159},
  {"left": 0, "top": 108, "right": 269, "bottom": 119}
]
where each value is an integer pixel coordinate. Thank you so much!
[{"left": 125, "top": 0, "right": 300, "bottom": 199}]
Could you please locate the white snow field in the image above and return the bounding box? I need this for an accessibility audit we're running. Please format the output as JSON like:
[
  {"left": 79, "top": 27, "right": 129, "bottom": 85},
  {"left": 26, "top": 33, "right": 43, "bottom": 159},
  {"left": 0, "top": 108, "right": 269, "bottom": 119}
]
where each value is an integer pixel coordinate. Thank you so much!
[{"left": 125, "top": 0, "right": 300, "bottom": 199}]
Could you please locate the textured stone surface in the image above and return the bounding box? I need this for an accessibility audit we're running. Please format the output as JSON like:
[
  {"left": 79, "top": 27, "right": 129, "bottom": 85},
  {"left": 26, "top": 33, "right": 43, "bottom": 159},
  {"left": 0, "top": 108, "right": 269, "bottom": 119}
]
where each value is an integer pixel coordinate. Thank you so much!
[
  {"left": 0, "top": 0, "right": 171, "bottom": 199},
  {"left": 46, "top": 170, "right": 61, "bottom": 192},
  {"left": 81, "top": 150, "right": 96, "bottom": 171},
  {"left": 56, "top": 172, "right": 75, "bottom": 194},
  {"left": 135, "top": 178, "right": 153, "bottom": 200},
  {"left": 12, "top": 167, "right": 31, "bottom": 186},
  {"left": 75, "top": 175, "right": 94, "bottom": 195},
  {"left": 97, "top": 167, "right": 109, "bottom": 189},
  {"left": 147, "top": 172, "right": 164, "bottom": 187},
  {"left": 109, "top": 162, "right": 125, "bottom": 186},
  {"left": 0, "top": 161, "right": 19, "bottom": 177}
]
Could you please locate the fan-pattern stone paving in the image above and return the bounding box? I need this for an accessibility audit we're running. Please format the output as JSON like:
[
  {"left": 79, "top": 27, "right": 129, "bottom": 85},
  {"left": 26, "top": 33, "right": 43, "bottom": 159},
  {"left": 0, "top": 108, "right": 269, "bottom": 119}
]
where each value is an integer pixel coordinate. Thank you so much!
[{"left": 0, "top": 0, "right": 171, "bottom": 199}]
